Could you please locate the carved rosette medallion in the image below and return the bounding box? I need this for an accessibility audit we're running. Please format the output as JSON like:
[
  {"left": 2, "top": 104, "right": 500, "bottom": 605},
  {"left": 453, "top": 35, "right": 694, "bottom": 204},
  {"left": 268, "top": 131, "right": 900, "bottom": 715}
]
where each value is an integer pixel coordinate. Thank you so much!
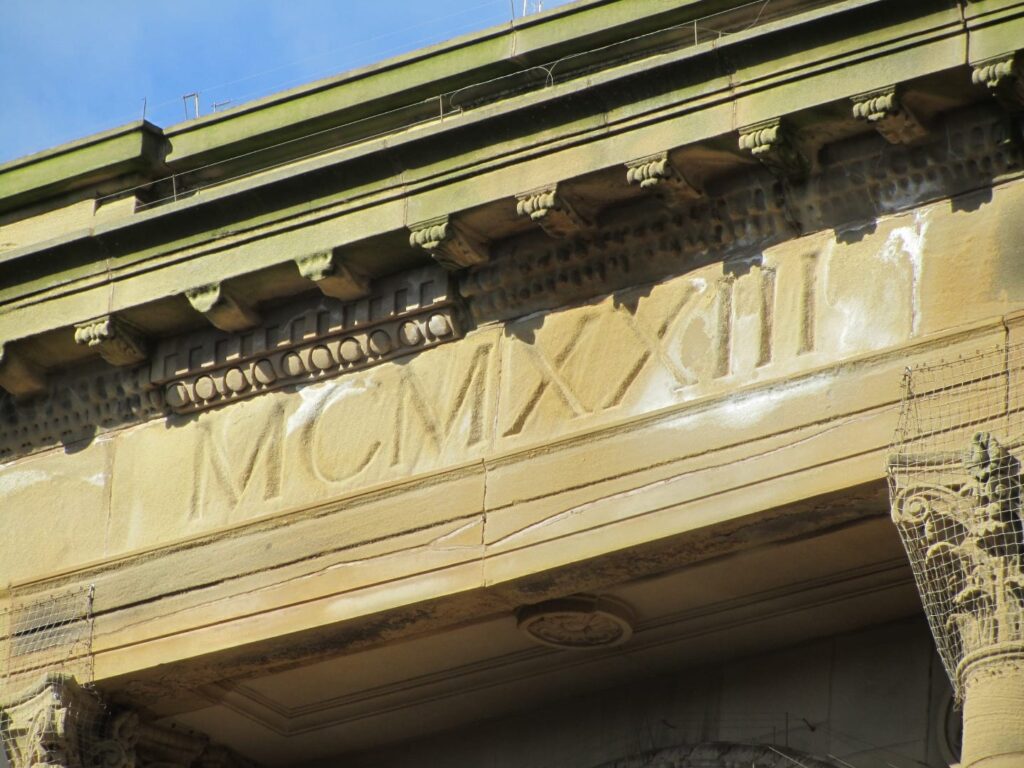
[{"left": 517, "top": 595, "right": 634, "bottom": 650}]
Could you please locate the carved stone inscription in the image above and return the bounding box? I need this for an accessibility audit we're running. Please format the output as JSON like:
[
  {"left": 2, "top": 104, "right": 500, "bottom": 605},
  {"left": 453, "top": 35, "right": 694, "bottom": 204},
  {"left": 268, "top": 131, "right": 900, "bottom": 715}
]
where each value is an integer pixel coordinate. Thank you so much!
[
  {"left": 99, "top": 222, "right": 919, "bottom": 544},
  {"left": 493, "top": 255, "right": 811, "bottom": 443},
  {"left": 108, "top": 329, "right": 500, "bottom": 539},
  {"left": 0, "top": 205, "right": 926, "bottom": 567}
]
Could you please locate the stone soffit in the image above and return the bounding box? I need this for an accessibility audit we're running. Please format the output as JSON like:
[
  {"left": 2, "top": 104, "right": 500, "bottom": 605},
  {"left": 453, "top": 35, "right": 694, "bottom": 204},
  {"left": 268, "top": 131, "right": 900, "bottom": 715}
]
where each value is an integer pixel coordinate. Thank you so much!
[
  {"left": 202, "top": 557, "right": 909, "bottom": 738},
  {"left": 158, "top": 517, "right": 914, "bottom": 764}
]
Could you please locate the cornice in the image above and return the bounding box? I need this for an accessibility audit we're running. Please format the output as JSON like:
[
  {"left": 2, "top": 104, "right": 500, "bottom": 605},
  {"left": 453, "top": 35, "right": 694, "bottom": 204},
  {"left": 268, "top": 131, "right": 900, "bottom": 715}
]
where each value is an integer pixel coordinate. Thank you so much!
[
  {"left": 0, "top": 4, "right": 1022, "bottom": 440},
  {"left": 0, "top": 102, "right": 1021, "bottom": 459},
  {"left": 464, "top": 105, "right": 1022, "bottom": 323},
  {"left": 0, "top": 121, "right": 166, "bottom": 214},
  {"left": 153, "top": 0, "right": 744, "bottom": 168},
  {"left": 0, "top": 0, "right": 824, "bottom": 215},
  {"left": 0, "top": 29, "right": 991, "bottom": 378},
  {"left": 0, "top": 266, "right": 462, "bottom": 456},
  {"left": 0, "top": 0, "right": 965, "bottom": 290}
]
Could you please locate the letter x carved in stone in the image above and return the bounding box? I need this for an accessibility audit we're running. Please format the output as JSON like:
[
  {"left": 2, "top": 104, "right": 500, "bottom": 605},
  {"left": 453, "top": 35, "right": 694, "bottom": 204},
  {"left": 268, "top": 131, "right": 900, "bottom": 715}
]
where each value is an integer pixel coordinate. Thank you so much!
[
  {"left": 502, "top": 283, "right": 705, "bottom": 436},
  {"left": 503, "top": 317, "right": 592, "bottom": 437},
  {"left": 610, "top": 285, "right": 702, "bottom": 402}
]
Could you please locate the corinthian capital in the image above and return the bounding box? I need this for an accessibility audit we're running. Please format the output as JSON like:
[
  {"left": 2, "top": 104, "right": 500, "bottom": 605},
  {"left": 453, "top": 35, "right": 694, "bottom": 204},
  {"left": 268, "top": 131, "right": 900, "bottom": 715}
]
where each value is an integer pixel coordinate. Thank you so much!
[
  {"left": 0, "top": 673, "right": 251, "bottom": 768},
  {"left": 890, "top": 432, "right": 1024, "bottom": 690},
  {"left": 0, "top": 673, "right": 103, "bottom": 768}
]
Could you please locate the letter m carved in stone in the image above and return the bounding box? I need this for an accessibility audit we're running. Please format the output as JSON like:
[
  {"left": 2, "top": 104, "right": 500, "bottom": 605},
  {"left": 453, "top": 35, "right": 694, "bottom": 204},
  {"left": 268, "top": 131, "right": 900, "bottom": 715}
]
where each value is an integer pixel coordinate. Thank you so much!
[
  {"left": 391, "top": 344, "right": 492, "bottom": 470},
  {"left": 190, "top": 402, "right": 284, "bottom": 521}
]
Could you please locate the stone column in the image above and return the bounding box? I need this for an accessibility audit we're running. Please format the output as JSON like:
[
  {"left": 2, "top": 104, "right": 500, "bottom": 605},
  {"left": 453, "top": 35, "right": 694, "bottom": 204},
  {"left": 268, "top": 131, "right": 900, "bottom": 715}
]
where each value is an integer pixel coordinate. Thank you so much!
[
  {"left": 891, "top": 433, "right": 1024, "bottom": 768},
  {"left": 959, "top": 647, "right": 1024, "bottom": 767}
]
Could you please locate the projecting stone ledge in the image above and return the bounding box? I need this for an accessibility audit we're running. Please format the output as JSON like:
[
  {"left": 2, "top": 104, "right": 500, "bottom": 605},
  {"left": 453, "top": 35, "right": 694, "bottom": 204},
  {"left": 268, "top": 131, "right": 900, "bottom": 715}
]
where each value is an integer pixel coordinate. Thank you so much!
[
  {"left": 409, "top": 215, "right": 489, "bottom": 269},
  {"left": 295, "top": 250, "right": 370, "bottom": 301},
  {"left": 0, "top": 342, "right": 45, "bottom": 400},
  {"left": 738, "top": 118, "right": 809, "bottom": 181},
  {"left": 185, "top": 282, "right": 261, "bottom": 332},
  {"left": 73, "top": 314, "right": 149, "bottom": 366},
  {"left": 851, "top": 86, "right": 927, "bottom": 145},
  {"left": 625, "top": 152, "right": 701, "bottom": 207},
  {"left": 973, "top": 52, "right": 1024, "bottom": 112},
  {"left": 515, "top": 184, "right": 594, "bottom": 238}
]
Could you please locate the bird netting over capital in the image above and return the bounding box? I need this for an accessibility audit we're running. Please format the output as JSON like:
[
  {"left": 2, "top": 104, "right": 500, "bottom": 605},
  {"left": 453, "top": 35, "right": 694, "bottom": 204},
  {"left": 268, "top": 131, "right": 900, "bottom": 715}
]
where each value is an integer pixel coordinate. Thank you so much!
[
  {"left": 888, "top": 342, "right": 1024, "bottom": 701},
  {"left": 0, "top": 587, "right": 98, "bottom": 768}
]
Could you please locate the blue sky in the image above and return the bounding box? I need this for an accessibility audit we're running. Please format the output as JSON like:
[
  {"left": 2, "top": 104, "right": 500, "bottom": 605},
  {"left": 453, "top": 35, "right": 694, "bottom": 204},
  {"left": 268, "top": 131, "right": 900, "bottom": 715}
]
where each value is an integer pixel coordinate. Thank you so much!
[{"left": 0, "top": 0, "right": 574, "bottom": 164}]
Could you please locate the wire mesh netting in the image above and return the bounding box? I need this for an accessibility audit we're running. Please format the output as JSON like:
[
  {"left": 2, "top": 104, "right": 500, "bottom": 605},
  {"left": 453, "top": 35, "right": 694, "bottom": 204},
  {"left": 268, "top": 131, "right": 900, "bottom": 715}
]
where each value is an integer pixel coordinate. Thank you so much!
[
  {"left": 0, "top": 588, "right": 100, "bottom": 768},
  {"left": 888, "top": 342, "right": 1024, "bottom": 700}
]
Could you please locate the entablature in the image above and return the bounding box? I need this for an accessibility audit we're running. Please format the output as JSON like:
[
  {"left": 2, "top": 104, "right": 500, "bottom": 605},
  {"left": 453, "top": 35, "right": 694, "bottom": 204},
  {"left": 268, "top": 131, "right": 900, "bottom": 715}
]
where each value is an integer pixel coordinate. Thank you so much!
[
  {"left": 1, "top": 0, "right": 1024, "bottom": 433},
  {"left": 8, "top": 5, "right": 1024, "bottom": 761},
  {"left": 1, "top": 103, "right": 1023, "bottom": 453}
]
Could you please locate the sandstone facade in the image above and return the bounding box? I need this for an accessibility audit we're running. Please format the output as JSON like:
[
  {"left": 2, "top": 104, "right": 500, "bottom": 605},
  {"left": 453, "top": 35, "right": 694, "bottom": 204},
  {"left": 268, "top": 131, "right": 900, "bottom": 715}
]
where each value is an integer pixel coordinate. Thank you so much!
[{"left": 3, "top": 1, "right": 1024, "bottom": 766}]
